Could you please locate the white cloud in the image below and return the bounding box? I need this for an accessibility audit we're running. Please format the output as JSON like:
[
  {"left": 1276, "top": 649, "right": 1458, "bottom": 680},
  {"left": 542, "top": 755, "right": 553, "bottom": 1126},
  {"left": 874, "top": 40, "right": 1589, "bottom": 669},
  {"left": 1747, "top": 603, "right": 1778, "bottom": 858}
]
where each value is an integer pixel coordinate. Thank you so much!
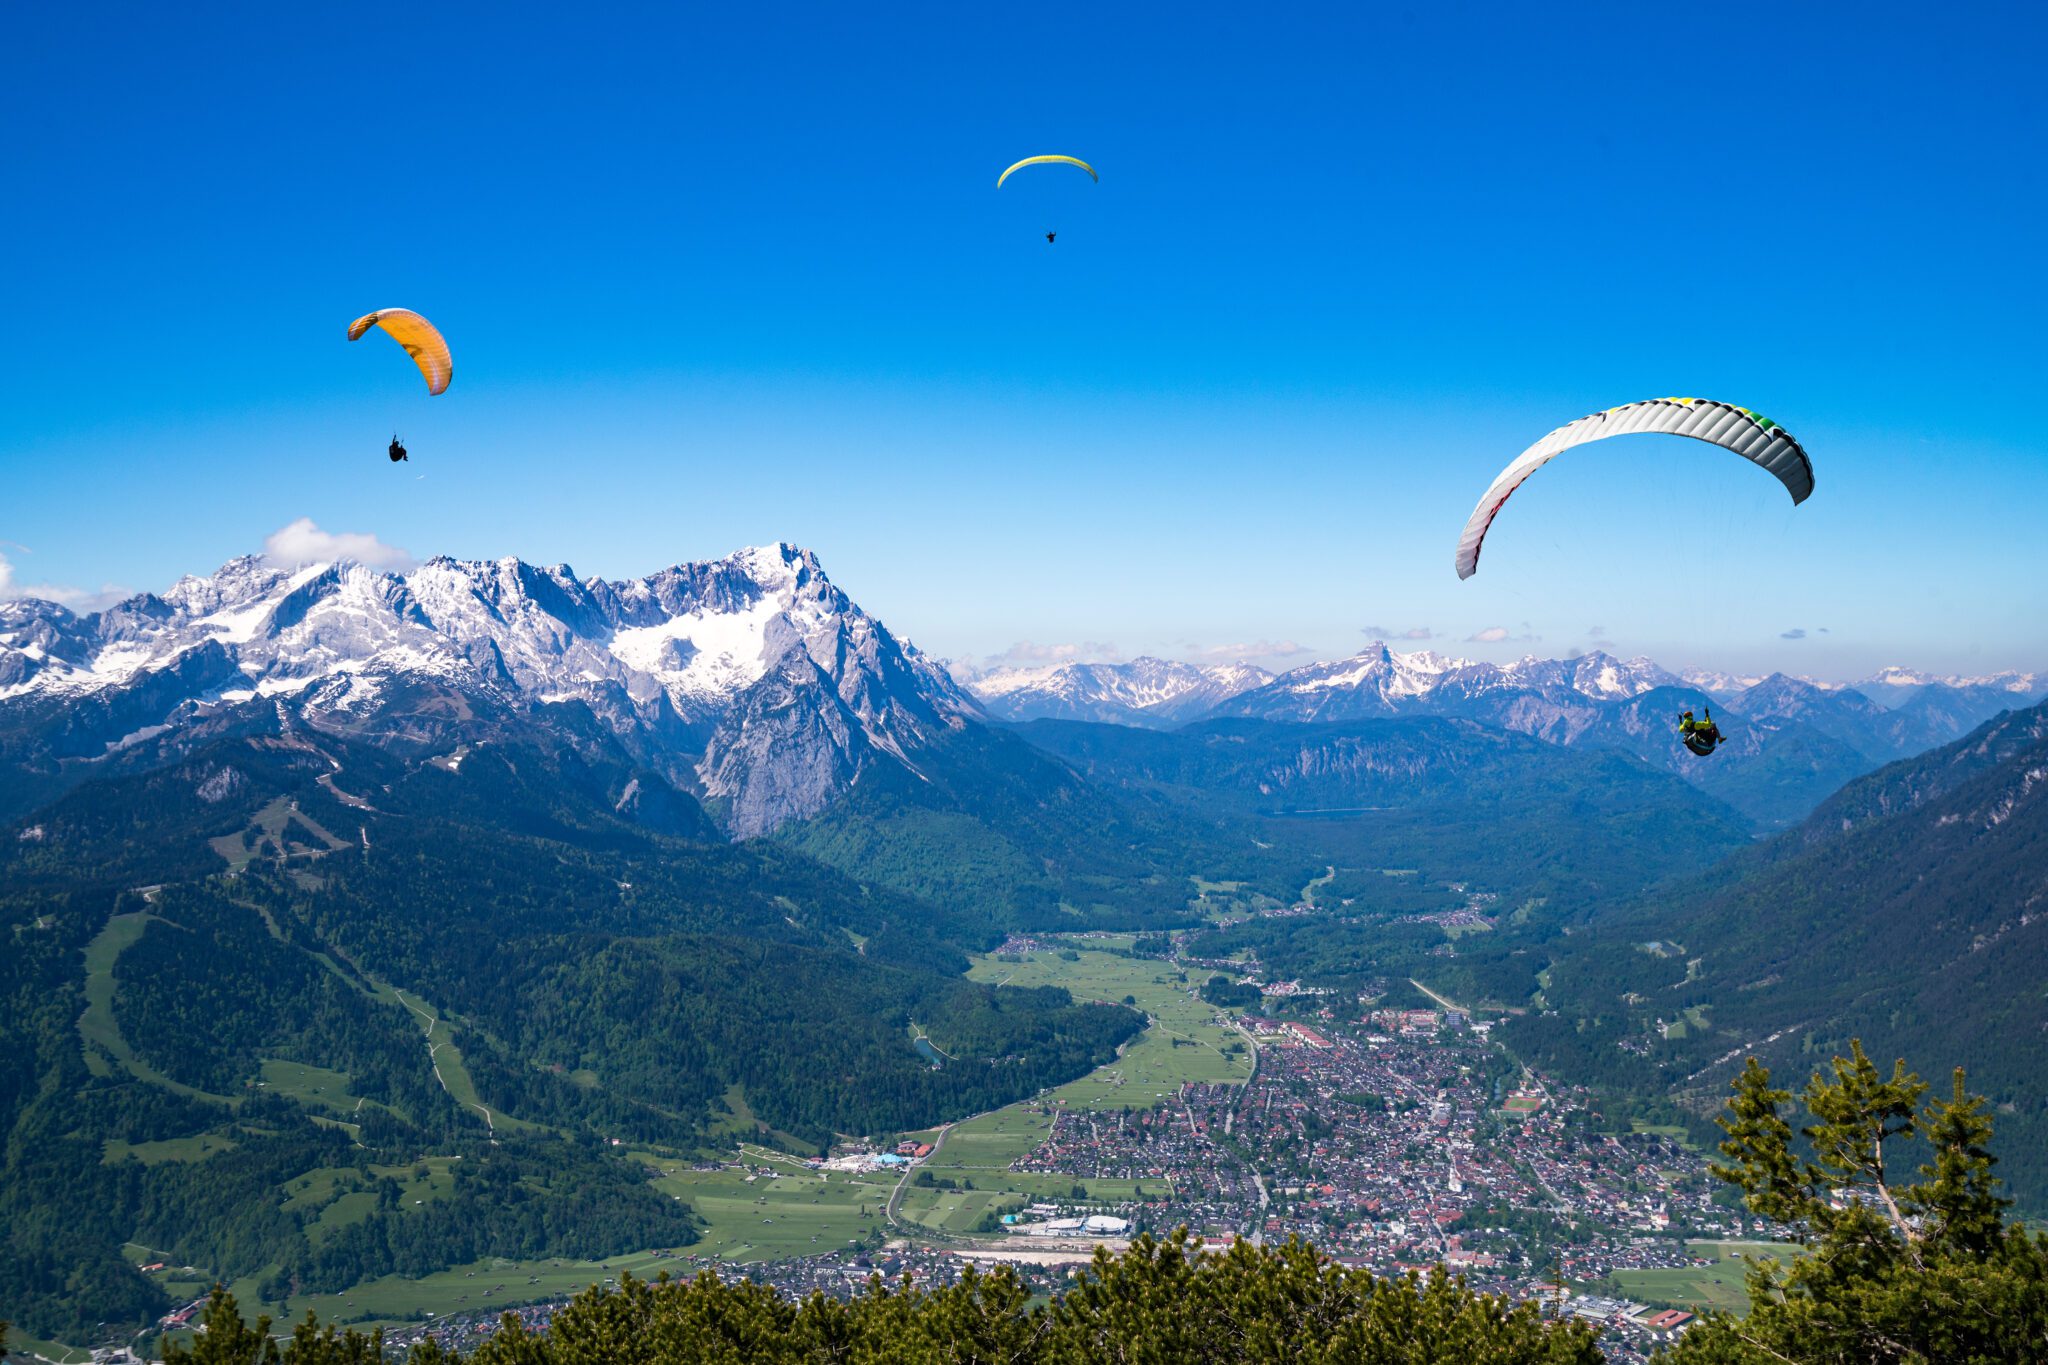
[
  {"left": 1364, "top": 625, "right": 1434, "bottom": 641},
  {"left": 1187, "top": 639, "right": 1313, "bottom": 663},
  {"left": 0, "top": 547, "right": 129, "bottom": 612},
  {"left": 1466, "top": 624, "right": 1541, "bottom": 644},
  {"left": 1781, "top": 628, "right": 1807, "bottom": 641},
  {"left": 263, "top": 518, "right": 416, "bottom": 572},
  {"left": 978, "top": 640, "right": 1122, "bottom": 671}
]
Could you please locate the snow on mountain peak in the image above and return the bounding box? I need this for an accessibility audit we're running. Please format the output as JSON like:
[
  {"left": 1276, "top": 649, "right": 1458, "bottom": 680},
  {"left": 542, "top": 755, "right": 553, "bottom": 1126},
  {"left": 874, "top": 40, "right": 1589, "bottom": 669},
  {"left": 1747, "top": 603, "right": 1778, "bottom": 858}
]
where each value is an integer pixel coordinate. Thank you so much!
[
  {"left": 0, "top": 543, "right": 975, "bottom": 835},
  {"left": 965, "top": 655, "right": 1275, "bottom": 726}
]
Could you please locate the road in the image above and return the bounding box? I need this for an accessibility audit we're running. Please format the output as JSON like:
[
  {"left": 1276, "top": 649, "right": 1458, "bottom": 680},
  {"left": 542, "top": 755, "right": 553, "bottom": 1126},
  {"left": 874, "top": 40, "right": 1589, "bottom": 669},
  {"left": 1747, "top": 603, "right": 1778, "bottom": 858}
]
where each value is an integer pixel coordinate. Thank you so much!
[
  {"left": 1408, "top": 977, "right": 1465, "bottom": 1012},
  {"left": 1229, "top": 1019, "right": 1272, "bottom": 1245},
  {"left": 884, "top": 1120, "right": 955, "bottom": 1232}
]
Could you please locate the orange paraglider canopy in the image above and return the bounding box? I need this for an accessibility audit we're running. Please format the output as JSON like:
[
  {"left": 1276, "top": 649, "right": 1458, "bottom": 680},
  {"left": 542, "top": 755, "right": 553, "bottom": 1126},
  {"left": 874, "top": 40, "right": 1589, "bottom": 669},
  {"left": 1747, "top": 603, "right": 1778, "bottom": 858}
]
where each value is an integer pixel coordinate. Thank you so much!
[{"left": 347, "top": 308, "right": 453, "bottom": 395}]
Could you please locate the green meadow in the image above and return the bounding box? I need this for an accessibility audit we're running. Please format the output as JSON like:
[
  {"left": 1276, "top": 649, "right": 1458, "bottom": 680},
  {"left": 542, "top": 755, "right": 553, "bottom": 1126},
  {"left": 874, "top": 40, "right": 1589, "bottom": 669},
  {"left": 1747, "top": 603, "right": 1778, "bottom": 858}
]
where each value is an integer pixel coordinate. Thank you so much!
[{"left": 1610, "top": 1240, "right": 1801, "bottom": 1315}]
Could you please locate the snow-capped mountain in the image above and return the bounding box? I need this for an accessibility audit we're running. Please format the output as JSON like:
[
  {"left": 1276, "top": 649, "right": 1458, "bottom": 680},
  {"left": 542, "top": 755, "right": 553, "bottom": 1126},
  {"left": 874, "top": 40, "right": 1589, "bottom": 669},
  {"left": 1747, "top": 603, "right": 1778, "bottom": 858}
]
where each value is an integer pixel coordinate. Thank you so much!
[
  {"left": 1855, "top": 665, "right": 2047, "bottom": 709},
  {"left": 1209, "top": 644, "right": 1680, "bottom": 724},
  {"left": 0, "top": 544, "right": 976, "bottom": 836},
  {"left": 1679, "top": 667, "right": 1774, "bottom": 701},
  {"left": 966, "top": 657, "right": 1273, "bottom": 727}
]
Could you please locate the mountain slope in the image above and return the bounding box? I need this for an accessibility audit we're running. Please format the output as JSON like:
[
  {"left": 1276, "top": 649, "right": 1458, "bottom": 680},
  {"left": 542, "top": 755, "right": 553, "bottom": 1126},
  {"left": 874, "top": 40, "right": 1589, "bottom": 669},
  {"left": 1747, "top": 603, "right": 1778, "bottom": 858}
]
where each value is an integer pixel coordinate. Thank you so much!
[
  {"left": 0, "top": 727, "right": 1144, "bottom": 1339},
  {"left": 1014, "top": 715, "right": 1753, "bottom": 912},
  {"left": 773, "top": 721, "right": 1301, "bottom": 927},
  {"left": 1504, "top": 699, "right": 2048, "bottom": 1206}
]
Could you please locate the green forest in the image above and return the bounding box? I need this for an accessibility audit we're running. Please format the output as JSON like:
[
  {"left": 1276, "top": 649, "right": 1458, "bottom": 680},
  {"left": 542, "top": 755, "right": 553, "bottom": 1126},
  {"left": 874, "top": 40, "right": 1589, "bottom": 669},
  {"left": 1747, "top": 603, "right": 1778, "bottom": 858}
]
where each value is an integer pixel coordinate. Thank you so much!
[{"left": 0, "top": 734, "right": 1146, "bottom": 1340}]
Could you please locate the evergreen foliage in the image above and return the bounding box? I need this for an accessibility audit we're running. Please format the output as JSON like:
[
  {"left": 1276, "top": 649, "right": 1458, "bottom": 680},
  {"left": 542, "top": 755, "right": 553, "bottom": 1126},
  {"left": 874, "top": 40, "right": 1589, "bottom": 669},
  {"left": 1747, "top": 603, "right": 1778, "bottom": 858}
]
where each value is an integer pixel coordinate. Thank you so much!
[
  {"left": 1668, "top": 1044, "right": 2048, "bottom": 1363},
  {"left": 168, "top": 1234, "right": 1602, "bottom": 1365}
]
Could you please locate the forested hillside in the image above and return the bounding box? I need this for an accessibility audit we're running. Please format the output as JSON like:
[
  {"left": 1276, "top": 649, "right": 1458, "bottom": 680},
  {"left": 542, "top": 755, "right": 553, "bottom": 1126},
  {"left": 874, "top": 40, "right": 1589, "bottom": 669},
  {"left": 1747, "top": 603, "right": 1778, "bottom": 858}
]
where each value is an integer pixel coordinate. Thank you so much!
[
  {"left": 1015, "top": 716, "right": 1754, "bottom": 912},
  {"left": 775, "top": 722, "right": 1306, "bottom": 927},
  {"left": 0, "top": 731, "right": 1143, "bottom": 1340},
  {"left": 1498, "top": 700, "right": 2048, "bottom": 1205}
]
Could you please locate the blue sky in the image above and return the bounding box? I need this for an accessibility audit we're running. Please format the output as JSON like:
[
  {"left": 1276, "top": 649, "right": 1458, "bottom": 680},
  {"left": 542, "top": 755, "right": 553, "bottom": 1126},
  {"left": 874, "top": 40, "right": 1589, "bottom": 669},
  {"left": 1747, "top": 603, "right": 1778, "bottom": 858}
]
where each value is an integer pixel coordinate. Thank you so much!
[{"left": 4, "top": 2, "right": 2044, "bottom": 679}]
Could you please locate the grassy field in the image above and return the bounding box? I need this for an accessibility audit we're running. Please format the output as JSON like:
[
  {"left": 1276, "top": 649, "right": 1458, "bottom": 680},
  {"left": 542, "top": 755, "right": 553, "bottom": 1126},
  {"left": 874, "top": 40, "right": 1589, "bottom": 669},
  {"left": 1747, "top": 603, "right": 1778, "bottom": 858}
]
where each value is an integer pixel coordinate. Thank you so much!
[
  {"left": 962, "top": 942, "right": 1250, "bottom": 1108},
  {"left": 271, "top": 1157, "right": 465, "bottom": 1248},
  {"left": 78, "top": 907, "right": 234, "bottom": 1102},
  {"left": 378, "top": 985, "right": 540, "bottom": 1136},
  {"left": 640, "top": 1161, "right": 898, "bottom": 1262},
  {"left": 103, "top": 1132, "right": 239, "bottom": 1165},
  {"left": 890, "top": 939, "right": 1253, "bottom": 1233},
  {"left": 259, "top": 1058, "right": 377, "bottom": 1117},
  {"left": 1611, "top": 1240, "right": 1801, "bottom": 1314},
  {"left": 207, "top": 795, "right": 351, "bottom": 872},
  {"left": 7, "top": 1332, "right": 97, "bottom": 1364}
]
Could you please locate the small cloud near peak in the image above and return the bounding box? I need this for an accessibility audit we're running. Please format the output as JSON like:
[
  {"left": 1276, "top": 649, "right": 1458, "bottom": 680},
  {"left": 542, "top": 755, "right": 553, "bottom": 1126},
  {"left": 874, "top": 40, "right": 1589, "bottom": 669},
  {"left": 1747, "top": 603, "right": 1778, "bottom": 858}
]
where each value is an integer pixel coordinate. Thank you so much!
[
  {"left": 1466, "top": 624, "right": 1541, "bottom": 644},
  {"left": 979, "top": 640, "right": 1122, "bottom": 672},
  {"left": 0, "top": 546, "right": 129, "bottom": 612},
  {"left": 263, "top": 518, "right": 417, "bottom": 572},
  {"left": 1188, "top": 639, "right": 1312, "bottom": 664}
]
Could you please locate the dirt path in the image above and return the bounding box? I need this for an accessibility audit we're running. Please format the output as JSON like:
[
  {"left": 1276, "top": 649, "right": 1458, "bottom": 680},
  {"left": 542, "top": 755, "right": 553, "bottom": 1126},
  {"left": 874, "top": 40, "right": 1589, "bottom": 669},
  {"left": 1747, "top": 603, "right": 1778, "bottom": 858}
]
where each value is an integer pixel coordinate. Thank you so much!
[{"left": 394, "top": 990, "right": 498, "bottom": 1137}]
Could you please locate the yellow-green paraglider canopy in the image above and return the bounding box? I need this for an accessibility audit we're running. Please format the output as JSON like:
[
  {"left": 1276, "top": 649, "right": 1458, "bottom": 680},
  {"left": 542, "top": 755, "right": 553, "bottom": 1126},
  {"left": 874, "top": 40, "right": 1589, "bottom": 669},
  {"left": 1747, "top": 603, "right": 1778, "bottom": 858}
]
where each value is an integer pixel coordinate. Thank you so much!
[{"left": 996, "top": 155, "right": 1098, "bottom": 189}]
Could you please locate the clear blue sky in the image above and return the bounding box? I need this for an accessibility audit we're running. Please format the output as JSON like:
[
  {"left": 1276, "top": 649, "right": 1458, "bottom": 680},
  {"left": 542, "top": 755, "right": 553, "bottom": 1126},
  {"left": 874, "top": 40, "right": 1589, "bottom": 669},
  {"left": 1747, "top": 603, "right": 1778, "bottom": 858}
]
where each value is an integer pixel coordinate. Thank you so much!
[{"left": 4, "top": 2, "right": 2044, "bottom": 679}]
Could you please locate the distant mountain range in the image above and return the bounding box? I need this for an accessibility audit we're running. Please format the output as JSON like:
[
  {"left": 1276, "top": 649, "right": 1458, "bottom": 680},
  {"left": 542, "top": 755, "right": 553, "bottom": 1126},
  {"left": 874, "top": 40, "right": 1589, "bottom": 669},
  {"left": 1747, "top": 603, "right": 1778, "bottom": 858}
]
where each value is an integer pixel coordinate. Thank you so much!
[
  {"left": 969, "top": 644, "right": 2046, "bottom": 827},
  {"left": 967, "top": 657, "right": 1273, "bottom": 727},
  {"left": 970, "top": 645, "right": 2043, "bottom": 731}
]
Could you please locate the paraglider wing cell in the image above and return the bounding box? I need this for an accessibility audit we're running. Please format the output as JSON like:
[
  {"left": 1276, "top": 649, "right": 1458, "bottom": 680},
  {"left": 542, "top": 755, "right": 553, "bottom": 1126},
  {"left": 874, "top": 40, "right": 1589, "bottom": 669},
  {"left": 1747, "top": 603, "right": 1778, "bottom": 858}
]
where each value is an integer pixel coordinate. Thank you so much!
[
  {"left": 347, "top": 308, "right": 453, "bottom": 396},
  {"left": 1453, "top": 398, "right": 1813, "bottom": 579},
  {"left": 996, "top": 155, "right": 1099, "bottom": 189}
]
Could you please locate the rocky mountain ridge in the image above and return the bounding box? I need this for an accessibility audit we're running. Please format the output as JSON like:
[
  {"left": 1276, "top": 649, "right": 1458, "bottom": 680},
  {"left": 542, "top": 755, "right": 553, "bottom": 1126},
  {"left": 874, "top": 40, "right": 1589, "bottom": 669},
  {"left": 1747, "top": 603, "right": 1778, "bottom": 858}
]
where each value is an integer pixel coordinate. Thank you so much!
[{"left": 0, "top": 544, "right": 976, "bottom": 835}]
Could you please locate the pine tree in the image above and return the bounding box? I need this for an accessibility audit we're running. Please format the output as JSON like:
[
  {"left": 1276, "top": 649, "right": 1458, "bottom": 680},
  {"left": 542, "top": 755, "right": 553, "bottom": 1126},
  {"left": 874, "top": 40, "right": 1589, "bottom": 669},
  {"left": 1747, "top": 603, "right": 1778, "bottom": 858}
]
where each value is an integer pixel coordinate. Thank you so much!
[{"left": 1673, "top": 1043, "right": 2048, "bottom": 1363}]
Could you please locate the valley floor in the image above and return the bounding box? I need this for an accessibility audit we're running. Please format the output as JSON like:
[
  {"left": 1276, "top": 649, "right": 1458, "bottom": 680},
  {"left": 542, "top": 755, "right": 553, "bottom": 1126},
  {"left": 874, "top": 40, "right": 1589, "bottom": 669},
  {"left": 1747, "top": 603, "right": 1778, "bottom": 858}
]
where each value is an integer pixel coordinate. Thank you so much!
[{"left": 56, "top": 921, "right": 1802, "bottom": 1365}]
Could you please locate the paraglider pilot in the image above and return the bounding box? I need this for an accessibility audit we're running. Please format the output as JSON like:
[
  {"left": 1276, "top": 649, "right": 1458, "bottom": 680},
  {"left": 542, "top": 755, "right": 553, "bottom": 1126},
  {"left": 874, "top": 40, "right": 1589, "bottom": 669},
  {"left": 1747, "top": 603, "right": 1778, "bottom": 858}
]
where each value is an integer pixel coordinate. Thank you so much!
[
  {"left": 1678, "top": 707, "right": 1723, "bottom": 757},
  {"left": 388, "top": 434, "right": 408, "bottom": 463}
]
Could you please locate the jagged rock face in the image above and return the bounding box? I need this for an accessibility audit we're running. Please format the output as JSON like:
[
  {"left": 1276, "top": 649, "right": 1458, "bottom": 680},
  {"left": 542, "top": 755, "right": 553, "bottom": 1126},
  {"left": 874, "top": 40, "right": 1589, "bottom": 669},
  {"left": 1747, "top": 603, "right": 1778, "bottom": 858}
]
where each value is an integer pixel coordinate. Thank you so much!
[
  {"left": 967, "top": 657, "right": 1274, "bottom": 727},
  {"left": 0, "top": 543, "right": 976, "bottom": 834}
]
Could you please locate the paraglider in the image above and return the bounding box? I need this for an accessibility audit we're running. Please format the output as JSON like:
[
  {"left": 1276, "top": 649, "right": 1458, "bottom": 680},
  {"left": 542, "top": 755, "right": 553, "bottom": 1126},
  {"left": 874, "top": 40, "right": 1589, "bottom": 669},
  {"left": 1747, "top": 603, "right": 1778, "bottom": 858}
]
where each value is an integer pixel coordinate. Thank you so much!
[
  {"left": 1678, "top": 706, "right": 1724, "bottom": 757},
  {"left": 999, "top": 156, "right": 1095, "bottom": 246},
  {"left": 349, "top": 308, "right": 450, "bottom": 464},
  {"left": 1453, "top": 398, "right": 1814, "bottom": 579},
  {"left": 996, "top": 155, "right": 1098, "bottom": 189}
]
